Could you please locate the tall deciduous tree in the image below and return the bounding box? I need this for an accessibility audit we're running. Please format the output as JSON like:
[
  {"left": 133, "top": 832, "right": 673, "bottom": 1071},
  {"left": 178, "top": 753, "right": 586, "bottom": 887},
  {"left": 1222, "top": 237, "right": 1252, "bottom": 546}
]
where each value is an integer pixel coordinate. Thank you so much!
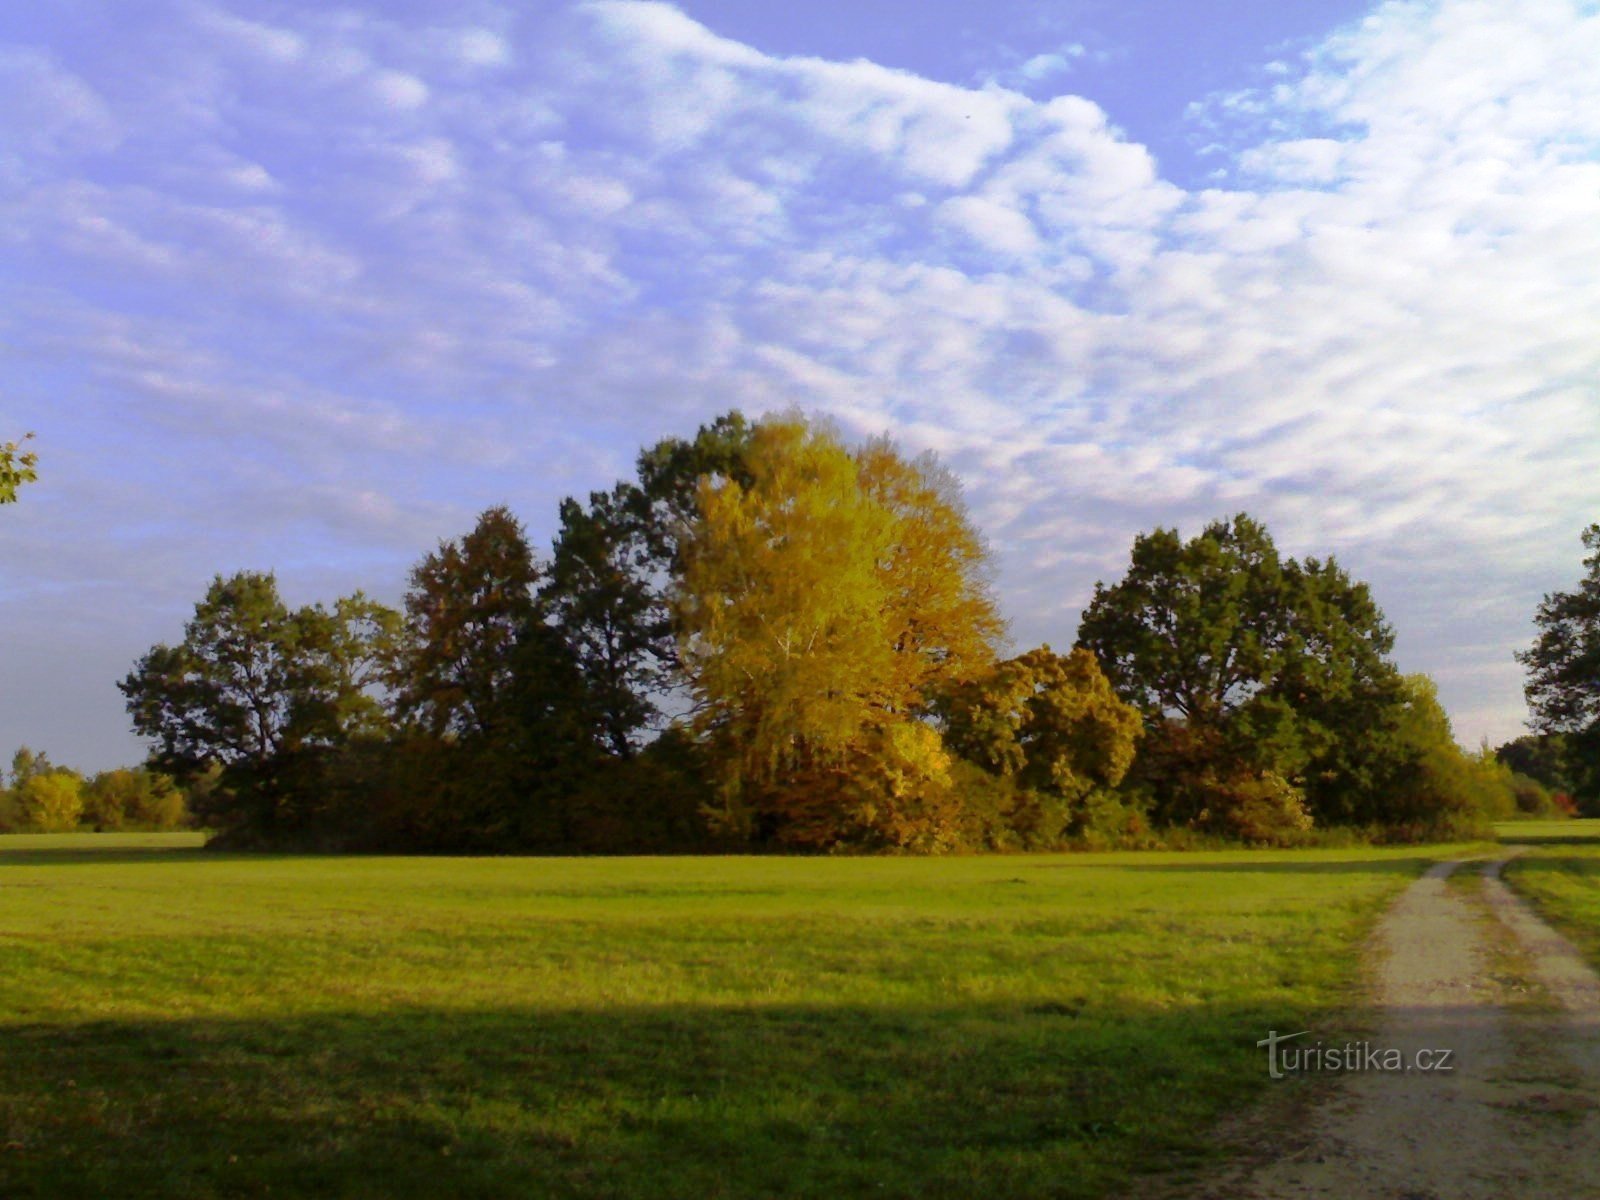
[
  {"left": 120, "top": 573, "right": 401, "bottom": 776},
  {"left": 542, "top": 411, "right": 757, "bottom": 756},
  {"left": 675, "top": 415, "right": 1003, "bottom": 843},
  {"left": 396, "top": 506, "right": 540, "bottom": 739},
  {"left": 1077, "top": 514, "right": 1405, "bottom": 827},
  {"left": 1519, "top": 524, "right": 1600, "bottom": 801},
  {"left": 544, "top": 486, "right": 663, "bottom": 757}
]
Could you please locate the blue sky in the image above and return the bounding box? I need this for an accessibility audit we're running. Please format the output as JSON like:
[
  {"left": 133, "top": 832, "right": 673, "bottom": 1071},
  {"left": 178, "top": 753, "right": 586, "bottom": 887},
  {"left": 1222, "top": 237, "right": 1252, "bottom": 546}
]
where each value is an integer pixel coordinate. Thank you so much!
[{"left": 2, "top": 0, "right": 1597, "bottom": 772}]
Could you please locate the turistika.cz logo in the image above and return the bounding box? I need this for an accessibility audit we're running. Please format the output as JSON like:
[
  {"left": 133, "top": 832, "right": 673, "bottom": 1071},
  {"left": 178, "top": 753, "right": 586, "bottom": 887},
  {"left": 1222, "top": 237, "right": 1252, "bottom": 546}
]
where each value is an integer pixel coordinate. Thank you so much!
[{"left": 1257, "top": 1030, "right": 1455, "bottom": 1079}]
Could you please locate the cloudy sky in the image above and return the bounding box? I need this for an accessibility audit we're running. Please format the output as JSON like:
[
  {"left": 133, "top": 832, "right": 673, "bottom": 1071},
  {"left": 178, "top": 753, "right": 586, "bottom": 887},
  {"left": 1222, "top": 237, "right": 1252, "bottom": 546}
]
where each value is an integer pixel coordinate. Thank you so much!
[{"left": 2, "top": 0, "right": 1596, "bottom": 772}]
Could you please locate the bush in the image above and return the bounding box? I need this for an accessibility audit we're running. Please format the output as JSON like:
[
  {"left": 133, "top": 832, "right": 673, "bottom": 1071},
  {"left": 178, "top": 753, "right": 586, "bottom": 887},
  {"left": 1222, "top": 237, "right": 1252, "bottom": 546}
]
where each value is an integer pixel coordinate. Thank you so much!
[{"left": 1195, "top": 770, "right": 1314, "bottom": 847}]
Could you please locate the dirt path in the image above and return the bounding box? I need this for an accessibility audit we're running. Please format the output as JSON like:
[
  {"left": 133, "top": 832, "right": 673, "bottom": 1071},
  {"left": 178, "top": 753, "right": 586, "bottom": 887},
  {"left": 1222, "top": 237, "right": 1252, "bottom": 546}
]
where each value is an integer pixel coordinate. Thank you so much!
[{"left": 1191, "top": 855, "right": 1600, "bottom": 1199}]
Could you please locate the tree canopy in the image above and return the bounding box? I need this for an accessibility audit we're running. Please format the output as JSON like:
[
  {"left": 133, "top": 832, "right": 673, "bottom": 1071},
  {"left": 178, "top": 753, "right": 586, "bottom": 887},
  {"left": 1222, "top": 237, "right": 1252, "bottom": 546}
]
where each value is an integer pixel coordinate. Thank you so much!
[
  {"left": 675, "top": 414, "right": 1004, "bottom": 845},
  {"left": 1076, "top": 514, "right": 1410, "bottom": 830},
  {"left": 113, "top": 416, "right": 1523, "bottom": 852}
]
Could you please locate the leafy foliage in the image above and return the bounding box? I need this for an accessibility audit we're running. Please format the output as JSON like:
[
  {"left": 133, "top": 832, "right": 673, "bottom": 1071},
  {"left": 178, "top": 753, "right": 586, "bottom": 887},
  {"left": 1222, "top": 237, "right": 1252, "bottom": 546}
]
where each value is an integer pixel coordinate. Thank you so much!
[
  {"left": 1518, "top": 524, "right": 1600, "bottom": 805},
  {"left": 0, "top": 432, "right": 37, "bottom": 504},
  {"left": 119, "top": 572, "right": 399, "bottom": 835},
  {"left": 1077, "top": 514, "right": 1414, "bottom": 831},
  {"left": 81, "top": 768, "right": 188, "bottom": 831},
  {"left": 396, "top": 506, "right": 540, "bottom": 739},
  {"left": 675, "top": 415, "right": 1003, "bottom": 847},
  {"left": 941, "top": 646, "right": 1144, "bottom": 847},
  {"left": 107, "top": 418, "right": 1524, "bottom": 852}
]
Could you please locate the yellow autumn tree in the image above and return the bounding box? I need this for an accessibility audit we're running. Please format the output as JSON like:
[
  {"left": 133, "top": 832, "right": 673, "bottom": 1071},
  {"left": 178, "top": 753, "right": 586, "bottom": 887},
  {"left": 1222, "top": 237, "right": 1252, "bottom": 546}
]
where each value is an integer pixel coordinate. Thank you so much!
[{"left": 675, "top": 415, "right": 1003, "bottom": 848}]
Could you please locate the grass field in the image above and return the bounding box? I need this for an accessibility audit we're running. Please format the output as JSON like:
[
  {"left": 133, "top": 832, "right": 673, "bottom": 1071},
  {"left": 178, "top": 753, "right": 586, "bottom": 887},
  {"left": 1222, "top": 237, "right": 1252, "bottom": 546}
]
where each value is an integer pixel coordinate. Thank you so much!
[
  {"left": 1500, "top": 818, "right": 1600, "bottom": 971},
  {"left": 0, "top": 834, "right": 1470, "bottom": 1199}
]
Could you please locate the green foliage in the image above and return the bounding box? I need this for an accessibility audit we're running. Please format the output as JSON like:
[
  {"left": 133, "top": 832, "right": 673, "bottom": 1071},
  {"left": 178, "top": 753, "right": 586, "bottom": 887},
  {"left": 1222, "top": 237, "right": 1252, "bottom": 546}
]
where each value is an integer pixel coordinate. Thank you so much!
[
  {"left": 0, "top": 432, "right": 37, "bottom": 504},
  {"left": 540, "top": 412, "right": 759, "bottom": 760},
  {"left": 941, "top": 645, "right": 1145, "bottom": 848},
  {"left": 1371, "top": 676, "right": 1514, "bottom": 840},
  {"left": 82, "top": 769, "right": 188, "bottom": 831},
  {"left": 396, "top": 506, "right": 540, "bottom": 739},
  {"left": 1078, "top": 514, "right": 1409, "bottom": 832},
  {"left": 1518, "top": 524, "right": 1600, "bottom": 806},
  {"left": 1496, "top": 732, "right": 1577, "bottom": 796},
  {"left": 119, "top": 571, "right": 400, "bottom": 835},
  {"left": 543, "top": 486, "right": 663, "bottom": 757}
]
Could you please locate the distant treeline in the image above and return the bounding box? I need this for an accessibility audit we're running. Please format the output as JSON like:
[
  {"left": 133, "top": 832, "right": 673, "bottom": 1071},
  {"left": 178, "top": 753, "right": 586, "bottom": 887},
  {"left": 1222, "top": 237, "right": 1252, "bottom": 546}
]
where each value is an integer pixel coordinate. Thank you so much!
[
  {"left": 112, "top": 412, "right": 1594, "bottom": 852},
  {"left": 0, "top": 748, "right": 190, "bottom": 833}
]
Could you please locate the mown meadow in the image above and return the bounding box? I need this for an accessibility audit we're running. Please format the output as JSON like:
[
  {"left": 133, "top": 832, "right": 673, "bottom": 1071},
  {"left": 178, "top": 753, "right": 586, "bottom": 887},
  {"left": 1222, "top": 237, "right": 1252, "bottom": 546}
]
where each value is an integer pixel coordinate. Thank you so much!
[{"left": 0, "top": 833, "right": 1478, "bottom": 1199}]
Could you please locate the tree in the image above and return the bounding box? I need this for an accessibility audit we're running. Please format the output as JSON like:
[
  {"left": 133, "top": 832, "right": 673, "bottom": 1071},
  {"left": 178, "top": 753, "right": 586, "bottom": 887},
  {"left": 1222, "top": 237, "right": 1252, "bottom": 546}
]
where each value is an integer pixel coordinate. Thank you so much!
[
  {"left": 396, "top": 507, "right": 540, "bottom": 739},
  {"left": 9, "top": 746, "right": 54, "bottom": 788},
  {"left": 541, "top": 412, "right": 758, "bottom": 757},
  {"left": 16, "top": 771, "right": 83, "bottom": 831},
  {"left": 675, "top": 415, "right": 1003, "bottom": 846},
  {"left": 1077, "top": 514, "right": 1405, "bottom": 828},
  {"left": 543, "top": 487, "right": 664, "bottom": 757},
  {"left": 0, "top": 432, "right": 37, "bottom": 504},
  {"left": 83, "top": 768, "right": 187, "bottom": 831},
  {"left": 1495, "top": 733, "right": 1577, "bottom": 798},
  {"left": 941, "top": 645, "right": 1143, "bottom": 847},
  {"left": 120, "top": 572, "right": 399, "bottom": 838},
  {"left": 1518, "top": 524, "right": 1600, "bottom": 804},
  {"left": 122, "top": 572, "right": 341, "bottom": 774}
]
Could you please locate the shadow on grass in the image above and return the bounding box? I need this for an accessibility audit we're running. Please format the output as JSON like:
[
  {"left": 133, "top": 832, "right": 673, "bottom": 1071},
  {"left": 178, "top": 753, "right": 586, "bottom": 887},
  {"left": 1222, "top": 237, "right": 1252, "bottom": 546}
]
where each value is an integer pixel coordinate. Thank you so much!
[{"left": 0, "top": 996, "right": 1358, "bottom": 1200}]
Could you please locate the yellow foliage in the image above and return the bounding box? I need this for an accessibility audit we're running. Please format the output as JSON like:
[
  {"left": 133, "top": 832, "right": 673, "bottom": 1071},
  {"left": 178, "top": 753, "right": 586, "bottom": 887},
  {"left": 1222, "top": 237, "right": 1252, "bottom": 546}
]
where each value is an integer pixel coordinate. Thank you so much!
[
  {"left": 19, "top": 773, "right": 84, "bottom": 832},
  {"left": 676, "top": 415, "right": 1003, "bottom": 846}
]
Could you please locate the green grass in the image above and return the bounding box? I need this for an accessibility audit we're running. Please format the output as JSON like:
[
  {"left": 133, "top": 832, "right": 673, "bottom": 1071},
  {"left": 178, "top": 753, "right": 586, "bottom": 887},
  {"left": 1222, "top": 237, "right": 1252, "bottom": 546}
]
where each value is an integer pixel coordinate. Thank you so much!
[
  {"left": 1500, "top": 818, "right": 1600, "bottom": 972},
  {"left": 0, "top": 834, "right": 1464, "bottom": 1199}
]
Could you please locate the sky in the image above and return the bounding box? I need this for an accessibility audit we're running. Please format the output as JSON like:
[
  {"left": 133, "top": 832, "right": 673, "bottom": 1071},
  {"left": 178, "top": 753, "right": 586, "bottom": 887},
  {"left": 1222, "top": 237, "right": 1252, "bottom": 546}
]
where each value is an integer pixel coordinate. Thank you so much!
[{"left": 1, "top": 0, "right": 1597, "bottom": 773}]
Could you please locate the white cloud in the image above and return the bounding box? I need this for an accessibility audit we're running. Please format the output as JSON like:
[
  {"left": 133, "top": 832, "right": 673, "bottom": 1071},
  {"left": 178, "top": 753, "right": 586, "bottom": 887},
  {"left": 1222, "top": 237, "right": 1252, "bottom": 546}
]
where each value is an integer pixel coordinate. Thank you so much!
[
  {"left": 454, "top": 28, "right": 511, "bottom": 68},
  {"left": 936, "top": 195, "right": 1040, "bottom": 256},
  {"left": 4, "top": 0, "right": 1599, "bottom": 763},
  {"left": 370, "top": 69, "right": 429, "bottom": 109}
]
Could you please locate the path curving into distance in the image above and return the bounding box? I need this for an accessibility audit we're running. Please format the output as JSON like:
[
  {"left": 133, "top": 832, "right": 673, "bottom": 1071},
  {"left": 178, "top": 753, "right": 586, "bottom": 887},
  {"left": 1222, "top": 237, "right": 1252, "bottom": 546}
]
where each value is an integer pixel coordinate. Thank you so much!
[{"left": 1193, "top": 854, "right": 1600, "bottom": 1200}]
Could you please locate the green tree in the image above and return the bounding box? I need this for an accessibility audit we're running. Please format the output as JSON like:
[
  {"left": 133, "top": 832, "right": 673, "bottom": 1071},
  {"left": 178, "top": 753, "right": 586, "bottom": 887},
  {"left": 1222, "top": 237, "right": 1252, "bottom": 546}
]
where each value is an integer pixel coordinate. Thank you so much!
[
  {"left": 1495, "top": 733, "right": 1576, "bottom": 798},
  {"left": 1381, "top": 675, "right": 1514, "bottom": 836},
  {"left": 83, "top": 768, "right": 188, "bottom": 831},
  {"left": 122, "top": 572, "right": 334, "bottom": 774},
  {"left": 1077, "top": 514, "right": 1405, "bottom": 829},
  {"left": 396, "top": 507, "right": 540, "bottom": 739},
  {"left": 0, "top": 433, "right": 37, "bottom": 504},
  {"left": 544, "top": 486, "right": 664, "bottom": 757},
  {"left": 120, "top": 573, "right": 399, "bottom": 836},
  {"left": 541, "top": 412, "right": 758, "bottom": 757},
  {"left": 1518, "top": 524, "right": 1600, "bottom": 805}
]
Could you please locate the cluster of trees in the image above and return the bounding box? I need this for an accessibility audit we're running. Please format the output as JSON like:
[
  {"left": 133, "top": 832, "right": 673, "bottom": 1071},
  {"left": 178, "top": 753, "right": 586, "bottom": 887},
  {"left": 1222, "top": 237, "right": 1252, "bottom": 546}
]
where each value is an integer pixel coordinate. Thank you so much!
[
  {"left": 116, "top": 411, "right": 1583, "bottom": 852},
  {"left": 0, "top": 747, "right": 190, "bottom": 833}
]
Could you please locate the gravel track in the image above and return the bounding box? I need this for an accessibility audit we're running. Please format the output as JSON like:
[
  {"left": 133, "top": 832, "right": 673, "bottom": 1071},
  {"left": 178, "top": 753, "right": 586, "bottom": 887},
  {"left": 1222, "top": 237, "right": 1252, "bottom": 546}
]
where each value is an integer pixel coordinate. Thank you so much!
[{"left": 1190, "top": 854, "right": 1600, "bottom": 1200}]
